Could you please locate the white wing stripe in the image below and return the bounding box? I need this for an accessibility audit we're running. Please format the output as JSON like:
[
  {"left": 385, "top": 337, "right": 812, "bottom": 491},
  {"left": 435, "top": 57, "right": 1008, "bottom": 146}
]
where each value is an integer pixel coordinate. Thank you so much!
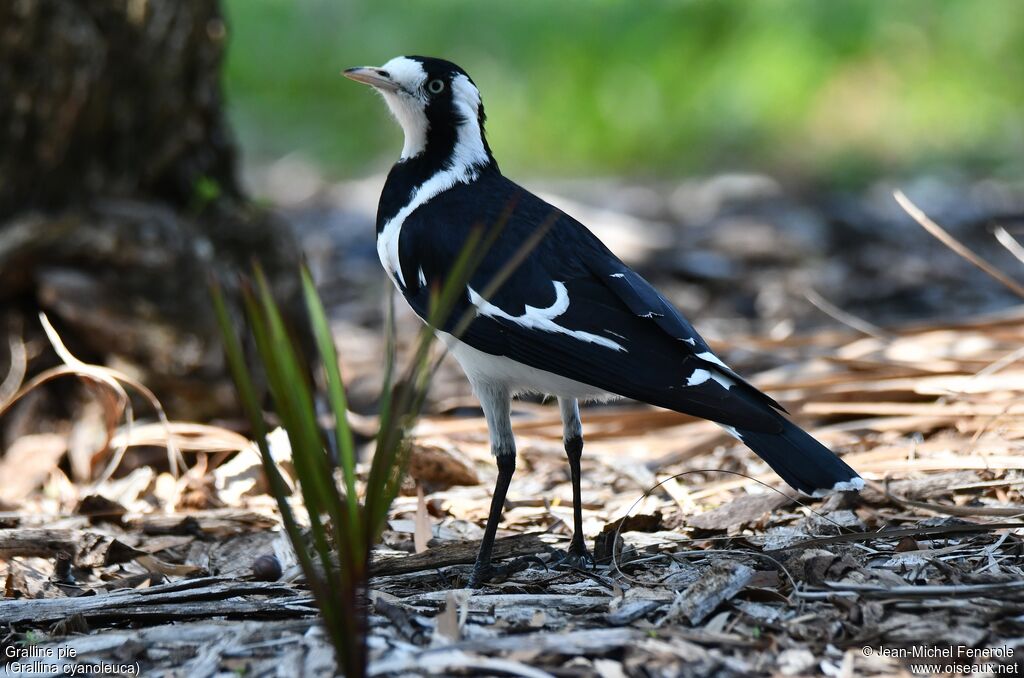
[
  {"left": 686, "top": 366, "right": 735, "bottom": 389},
  {"left": 686, "top": 369, "right": 712, "bottom": 386},
  {"left": 696, "top": 351, "right": 728, "bottom": 368},
  {"left": 468, "top": 281, "right": 626, "bottom": 352}
]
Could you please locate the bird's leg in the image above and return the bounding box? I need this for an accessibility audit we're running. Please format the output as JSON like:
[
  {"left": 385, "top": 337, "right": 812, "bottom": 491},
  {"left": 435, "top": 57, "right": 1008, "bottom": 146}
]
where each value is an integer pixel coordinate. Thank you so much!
[
  {"left": 553, "top": 397, "right": 594, "bottom": 569},
  {"left": 469, "top": 449, "right": 517, "bottom": 586},
  {"left": 469, "top": 385, "right": 543, "bottom": 587}
]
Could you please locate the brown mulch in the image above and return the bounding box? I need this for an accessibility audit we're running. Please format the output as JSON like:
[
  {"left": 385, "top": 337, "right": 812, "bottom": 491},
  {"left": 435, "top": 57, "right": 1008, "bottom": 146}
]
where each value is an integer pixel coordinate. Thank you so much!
[{"left": 1, "top": 304, "right": 1023, "bottom": 677}]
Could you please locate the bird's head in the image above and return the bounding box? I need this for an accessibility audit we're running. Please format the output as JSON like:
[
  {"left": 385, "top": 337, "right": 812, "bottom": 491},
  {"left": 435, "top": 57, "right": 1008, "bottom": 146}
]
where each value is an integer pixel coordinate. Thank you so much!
[{"left": 344, "top": 56, "right": 493, "bottom": 171}]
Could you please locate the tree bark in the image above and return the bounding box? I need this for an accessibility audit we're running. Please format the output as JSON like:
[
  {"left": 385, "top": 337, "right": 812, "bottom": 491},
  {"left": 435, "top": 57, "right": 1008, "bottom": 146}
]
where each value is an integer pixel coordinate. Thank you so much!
[{"left": 0, "top": 0, "right": 302, "bottom": 418}]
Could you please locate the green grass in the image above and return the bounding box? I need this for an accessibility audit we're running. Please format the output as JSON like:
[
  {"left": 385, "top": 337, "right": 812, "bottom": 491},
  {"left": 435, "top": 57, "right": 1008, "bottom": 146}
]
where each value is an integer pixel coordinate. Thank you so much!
[{"left": 223, "top": 0, "right": 1024, "bottom": 184}]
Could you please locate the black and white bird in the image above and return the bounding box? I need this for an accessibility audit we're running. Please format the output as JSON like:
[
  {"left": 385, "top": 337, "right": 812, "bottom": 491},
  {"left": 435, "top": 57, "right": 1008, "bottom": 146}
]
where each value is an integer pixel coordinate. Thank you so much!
[{"left": 344, "top": 56, "right": 863, "bottom": 586}]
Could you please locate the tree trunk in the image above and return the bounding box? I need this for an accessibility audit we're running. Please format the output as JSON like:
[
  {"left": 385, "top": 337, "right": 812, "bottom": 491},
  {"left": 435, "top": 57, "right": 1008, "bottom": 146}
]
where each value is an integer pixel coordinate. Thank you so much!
[{"left": 0, "top": 0, "right": 302, "bottom": 419}]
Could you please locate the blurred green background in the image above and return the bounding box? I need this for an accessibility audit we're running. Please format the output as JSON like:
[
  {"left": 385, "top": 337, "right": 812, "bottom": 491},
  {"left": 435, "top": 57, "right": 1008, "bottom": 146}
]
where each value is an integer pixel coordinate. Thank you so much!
[{"left": 223, "top": 0, "right": 1023, "bottom": 184}]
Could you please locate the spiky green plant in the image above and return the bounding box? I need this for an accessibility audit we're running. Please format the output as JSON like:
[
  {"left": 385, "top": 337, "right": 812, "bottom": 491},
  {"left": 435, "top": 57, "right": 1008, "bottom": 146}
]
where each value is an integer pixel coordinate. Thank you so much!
[
  {"left": 209, "top": 200, "right": 551, "bottom": 675},
  {"left": 209, "top": 247, "right": 484, "bottom": 676}
]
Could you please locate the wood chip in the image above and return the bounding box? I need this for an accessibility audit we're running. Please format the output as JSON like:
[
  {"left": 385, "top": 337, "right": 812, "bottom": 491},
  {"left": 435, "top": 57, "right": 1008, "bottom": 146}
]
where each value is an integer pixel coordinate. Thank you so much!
[{"left": 677, "top": 561, "right": 755, "bottom": 625}]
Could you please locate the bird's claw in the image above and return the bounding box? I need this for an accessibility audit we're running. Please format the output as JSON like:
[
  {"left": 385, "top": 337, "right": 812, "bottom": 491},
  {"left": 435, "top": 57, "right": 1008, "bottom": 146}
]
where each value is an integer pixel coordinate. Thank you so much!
[
  {"left": 468, "top": 554, "right": 547, "bottom": 587},
  {"left": 548, "top": 541, "right": 595, "bottom": 570}
]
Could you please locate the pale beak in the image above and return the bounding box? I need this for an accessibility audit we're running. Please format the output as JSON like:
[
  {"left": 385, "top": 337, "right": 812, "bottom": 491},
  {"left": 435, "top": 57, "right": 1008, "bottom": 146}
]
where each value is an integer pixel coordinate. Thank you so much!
[{"left": 342, "top": 67, "right": 401, "bottom": 92}]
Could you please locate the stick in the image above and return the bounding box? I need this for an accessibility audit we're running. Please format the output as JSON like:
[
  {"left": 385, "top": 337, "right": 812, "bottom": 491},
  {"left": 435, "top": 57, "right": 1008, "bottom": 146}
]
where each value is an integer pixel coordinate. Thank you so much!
[{"left": 894, "top": 190, "right": 1024, "bottom": 300}]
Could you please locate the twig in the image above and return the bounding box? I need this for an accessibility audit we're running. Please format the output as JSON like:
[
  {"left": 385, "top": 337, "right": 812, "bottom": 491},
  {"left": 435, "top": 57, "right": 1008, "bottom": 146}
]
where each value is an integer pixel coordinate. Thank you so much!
[
  {"left": 0, "top": 328, "right": 27, "bottom": 410},
  {"left": 371, "top": 651, "right": 556, "bottom": 678},
  {"left": 894, "top": 190, "right": 1024, "bottom": 300},
  {"left": 882, "top": 477, "right": 1024, "bottom": 518},
  {"left": 822, "top": 579, "right": 1024, "bottom": 598},
  {"left": 803, "top": 288, "right": 890, "bottom": 340},
  {"left": 784, "top": 521, "right": 1024, "bottom": 550},
  {"left": 994, "top": 225, "right": 1024, "bottom": 266}
]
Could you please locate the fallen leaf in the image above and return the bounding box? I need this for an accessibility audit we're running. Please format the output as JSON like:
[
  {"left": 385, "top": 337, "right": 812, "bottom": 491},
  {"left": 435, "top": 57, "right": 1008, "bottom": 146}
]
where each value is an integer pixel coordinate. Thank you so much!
[
  {"left": 0, "top": 433, "right": 67, "bottom": 504},
  {"left": 408, "top": 439, "right": 480, "bottom": 491},
  {"left": 76, "top": 494, "right": 128, "bottom": 526}
]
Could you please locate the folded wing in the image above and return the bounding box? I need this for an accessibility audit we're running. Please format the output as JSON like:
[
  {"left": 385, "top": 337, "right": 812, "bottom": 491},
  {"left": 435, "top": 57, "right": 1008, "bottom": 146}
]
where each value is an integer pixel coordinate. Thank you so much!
[{"left": 396, "top": 174, "right": 785, "bottom": 433}]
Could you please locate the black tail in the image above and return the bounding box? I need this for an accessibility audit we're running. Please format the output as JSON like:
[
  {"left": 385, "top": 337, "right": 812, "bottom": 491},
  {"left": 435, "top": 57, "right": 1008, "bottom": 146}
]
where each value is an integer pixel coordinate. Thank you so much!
[{"left": 736, "top": 418, "right": 862, "bottom": 497}]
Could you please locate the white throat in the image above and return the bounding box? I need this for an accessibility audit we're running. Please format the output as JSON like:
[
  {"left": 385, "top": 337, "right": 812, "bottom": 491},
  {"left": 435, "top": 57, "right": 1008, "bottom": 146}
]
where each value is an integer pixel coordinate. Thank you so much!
[
  {"left": 386, "top": 93, "right": 428, "bottom": 160},
  {"left": 376, "top": 57, "right": 429, "bottom": 159}
]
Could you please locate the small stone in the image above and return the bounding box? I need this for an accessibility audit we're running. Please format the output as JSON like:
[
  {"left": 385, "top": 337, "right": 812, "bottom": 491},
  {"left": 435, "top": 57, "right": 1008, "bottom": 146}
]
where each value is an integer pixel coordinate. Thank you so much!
[{"left": 252, "top": 554, "right": 282, "bottom": 581}]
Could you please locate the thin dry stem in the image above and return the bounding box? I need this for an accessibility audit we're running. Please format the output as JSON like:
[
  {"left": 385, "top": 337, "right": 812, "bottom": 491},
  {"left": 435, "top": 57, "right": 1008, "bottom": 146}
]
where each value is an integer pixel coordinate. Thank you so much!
[
  {"left": 994, "top": 225, "right": 1024, "bottom": 266},
  {"left": 0, "top": 329, "right": 28, "bottom": 410},
  {"left": 894, "top": 190, "right": 1024, "bottom": 299}
]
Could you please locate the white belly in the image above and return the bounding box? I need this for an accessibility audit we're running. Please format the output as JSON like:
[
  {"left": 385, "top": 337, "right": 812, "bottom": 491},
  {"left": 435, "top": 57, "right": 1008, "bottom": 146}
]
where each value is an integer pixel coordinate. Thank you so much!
[{"left": 437, "top": 331, "right": 612, "bottom": 401}]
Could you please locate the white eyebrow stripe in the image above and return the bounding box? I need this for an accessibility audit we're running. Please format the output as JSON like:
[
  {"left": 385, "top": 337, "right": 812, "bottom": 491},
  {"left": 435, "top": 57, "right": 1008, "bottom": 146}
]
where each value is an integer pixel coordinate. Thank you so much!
[{"left": 468, "top": 281, "right": 626, "bottom": 352}]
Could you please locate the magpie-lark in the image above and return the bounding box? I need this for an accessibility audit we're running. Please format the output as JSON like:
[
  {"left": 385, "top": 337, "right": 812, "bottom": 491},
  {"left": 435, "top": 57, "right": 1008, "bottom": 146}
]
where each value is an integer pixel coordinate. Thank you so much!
[{"left": 344, "top": 56, "right": 863, "bottom": 586}]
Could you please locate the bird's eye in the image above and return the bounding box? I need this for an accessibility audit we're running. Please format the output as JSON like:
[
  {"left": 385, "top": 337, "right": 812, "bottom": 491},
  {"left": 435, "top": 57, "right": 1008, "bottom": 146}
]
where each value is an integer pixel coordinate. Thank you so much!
[{"left": 428, "top": 79, "right": 445, "bottom": 94}]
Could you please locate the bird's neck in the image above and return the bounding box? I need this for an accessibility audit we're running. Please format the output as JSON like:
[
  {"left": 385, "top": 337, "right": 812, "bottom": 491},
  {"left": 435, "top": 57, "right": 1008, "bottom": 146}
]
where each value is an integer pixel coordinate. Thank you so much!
[
  {"left": 377, "top": 118, "right": 496, "bottom": 230},
  {"left": 408, "top": 112, "right": 493, "bottom": 173}
]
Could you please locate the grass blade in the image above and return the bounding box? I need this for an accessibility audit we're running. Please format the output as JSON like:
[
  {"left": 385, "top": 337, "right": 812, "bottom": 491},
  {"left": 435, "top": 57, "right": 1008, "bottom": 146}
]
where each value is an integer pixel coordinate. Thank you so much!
[{"left": 301, "top": 266, "right": 362, "bottom": 544}]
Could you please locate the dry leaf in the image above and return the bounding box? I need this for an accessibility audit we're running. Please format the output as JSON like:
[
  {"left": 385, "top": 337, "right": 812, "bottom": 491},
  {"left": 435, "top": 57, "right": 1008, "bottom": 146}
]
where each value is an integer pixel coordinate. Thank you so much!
[
  {"left": 408, "top": 439, "right": 480, "bottom": 491},
  {"left": 414, "top": 485, "right": 431, "bottom": 554},
  {"left": 0, "top": 433, "right": 67, "bottom": 504}
]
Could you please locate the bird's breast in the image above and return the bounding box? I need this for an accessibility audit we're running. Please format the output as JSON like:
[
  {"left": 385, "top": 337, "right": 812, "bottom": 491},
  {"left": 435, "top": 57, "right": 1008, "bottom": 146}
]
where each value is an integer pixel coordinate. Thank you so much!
[
  {"left": 376, "top": 229, "right": 403, "bottom": 290},
  {"left": 377, "top": 169, "right": 468, "bottom": 289}
]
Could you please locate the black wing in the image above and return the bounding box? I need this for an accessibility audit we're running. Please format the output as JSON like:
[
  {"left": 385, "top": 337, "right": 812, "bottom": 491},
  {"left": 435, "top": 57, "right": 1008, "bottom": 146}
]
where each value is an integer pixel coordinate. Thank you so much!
[{"left": 396, "top": 171, "right": 784, "bottom": 433}]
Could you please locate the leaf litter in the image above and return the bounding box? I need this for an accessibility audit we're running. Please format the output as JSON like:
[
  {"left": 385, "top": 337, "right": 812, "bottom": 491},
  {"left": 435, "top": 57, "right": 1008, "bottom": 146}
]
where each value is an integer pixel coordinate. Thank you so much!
[{"left": 1, "top": 198, "right": 1023, "bottom": 676}]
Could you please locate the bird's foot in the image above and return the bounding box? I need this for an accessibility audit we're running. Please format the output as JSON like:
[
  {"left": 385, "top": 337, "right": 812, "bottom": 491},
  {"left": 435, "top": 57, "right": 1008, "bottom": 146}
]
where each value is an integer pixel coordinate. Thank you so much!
[
  {"left": 548, "top": 540, "right": 595, "bottom": 570},
  {"left": 467, "top": 555, "right": 547, "bottom": 588}
]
